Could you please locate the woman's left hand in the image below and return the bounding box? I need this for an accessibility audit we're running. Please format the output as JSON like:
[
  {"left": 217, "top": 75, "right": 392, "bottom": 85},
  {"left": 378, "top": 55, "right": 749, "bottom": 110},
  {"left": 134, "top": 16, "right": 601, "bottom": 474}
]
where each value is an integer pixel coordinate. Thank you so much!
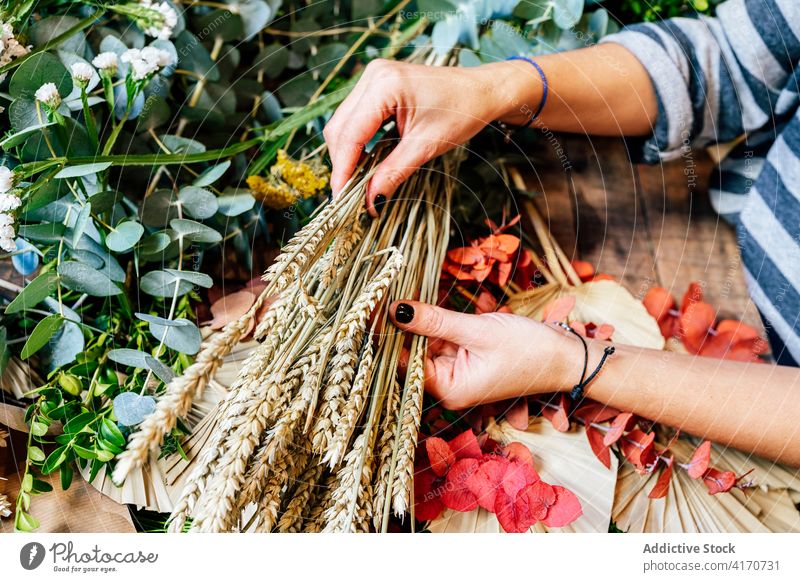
[{"left": 389, "top": 300, "right": 577, "bottom": 409}]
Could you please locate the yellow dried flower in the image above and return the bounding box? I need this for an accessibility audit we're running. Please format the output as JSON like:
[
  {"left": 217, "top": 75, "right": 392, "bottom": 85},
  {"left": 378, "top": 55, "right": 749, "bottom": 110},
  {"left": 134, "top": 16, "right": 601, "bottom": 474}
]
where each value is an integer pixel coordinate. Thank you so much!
[
  {"left": 247, "top": 174, "right": 297, "bottom": 210},
  {"left": 272, "top": 150, "right": 329, "bottom": 199}
]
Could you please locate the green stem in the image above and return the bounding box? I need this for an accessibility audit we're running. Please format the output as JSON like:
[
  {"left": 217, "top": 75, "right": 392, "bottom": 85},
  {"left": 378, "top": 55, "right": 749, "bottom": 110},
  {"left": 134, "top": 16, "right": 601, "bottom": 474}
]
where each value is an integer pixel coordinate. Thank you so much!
[{"left": 80, "top": 88, "right": 99, "bottom": 153}]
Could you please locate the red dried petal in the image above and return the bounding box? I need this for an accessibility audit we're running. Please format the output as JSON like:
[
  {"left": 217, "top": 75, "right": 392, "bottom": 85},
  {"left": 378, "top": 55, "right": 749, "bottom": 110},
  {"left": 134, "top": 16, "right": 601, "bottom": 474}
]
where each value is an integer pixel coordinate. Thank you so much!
[
  {"left": 619, "top": 429, "right": 656, "bottom": 470},
  {"left": 425, "top": 436, "right": 455, "bottom": 478},
  {"left": 502, "top": 442, "right": 536, "bottom": 468},
  {"left": 207, "top": 290, "right": 256, "bottom": 330},
  {"left": 441, "top": 459, "right": 480, "bottom": 512},
  {"left": 501, "top": 459, "right": 540, "bottom": 499},
  {"left": 494, "top": 490, "right": 535, "bottom": 533},
  {"left": 491, "top": 260, "right": 513, "bottom": 288},
  {"left": 465, "top": 458, "right": 509, "bottom": 511},
  {"left": 443, "top": 261, "right": 475, "bottom": 281},
  {"left": 447, "top": 430, "right": 484, "bottom": 460},
  {"left": 414, "top": 468, "right": 446, "bottom": 521},
  {"left": 702, "top": 468, "right": 737, "bottom": 495},
  {"left": 687, "top": 441, "right": 712, "bottom": 479},
  {"left": 603, "top": 412, "right": 634, "bottom": 447},
  {"left": 473, "top": 290, "right": 498, "bottom": 314},
  {"left": 541, "top": 485, "right": 583, "bottom": 527},
  {"left": 573, "top": 402, "right": 621, "bottom": 425},
  {"left": 446, "top": 246, "right": 485, "bottom": 266},
  {"left": 571, "top": 260, "right": 595, "bottom": 281},
  {"left": 504, "top": 398, "right": 530, "bottom": 430},
  {"left": 648, "top": 457, "right": 674, "bottom": 499},
  {"left": 586, "top": 425, "right": 612, "bottom": 469},
  {"left": 643, "top": 287, "right": 676, "bottom": 323},
  {"left": 679, "top": 300, "right": 717, "bottom": 353},
  {"left": 523, "top": 480, "right": 556, "bottom": 521}
]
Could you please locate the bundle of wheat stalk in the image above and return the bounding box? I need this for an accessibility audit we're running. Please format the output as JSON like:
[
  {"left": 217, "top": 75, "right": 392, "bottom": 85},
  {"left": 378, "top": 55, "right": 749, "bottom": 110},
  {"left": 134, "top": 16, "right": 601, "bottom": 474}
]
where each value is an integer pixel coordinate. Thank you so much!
[{"left": 112, "top": 142, "right": 458, "bottom": 533}]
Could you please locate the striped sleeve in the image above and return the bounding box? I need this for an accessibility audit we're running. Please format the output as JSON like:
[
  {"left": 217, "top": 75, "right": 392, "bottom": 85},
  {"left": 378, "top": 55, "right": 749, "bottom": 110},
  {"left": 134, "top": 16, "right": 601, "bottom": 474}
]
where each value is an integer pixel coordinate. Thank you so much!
[{"left": 599, "top": 0, "right": 800, "bottom": 163}]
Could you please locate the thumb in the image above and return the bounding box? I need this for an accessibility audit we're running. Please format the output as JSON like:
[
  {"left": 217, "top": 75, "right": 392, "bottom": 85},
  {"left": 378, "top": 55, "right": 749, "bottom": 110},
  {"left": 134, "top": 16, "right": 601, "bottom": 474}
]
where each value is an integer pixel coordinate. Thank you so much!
[
  {"left": 366, "top": 137, "right": 440, "bottom": 217},
  {"left": 389, "top": 300, "right": 486, "bottom": 347}
]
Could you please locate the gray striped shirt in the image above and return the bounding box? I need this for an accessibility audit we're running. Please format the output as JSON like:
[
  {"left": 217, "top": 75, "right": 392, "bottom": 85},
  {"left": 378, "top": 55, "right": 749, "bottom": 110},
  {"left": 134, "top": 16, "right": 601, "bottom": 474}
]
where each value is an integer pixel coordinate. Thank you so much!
[{"left": 600, "top": 0, "right": 800, "bottom": 365}]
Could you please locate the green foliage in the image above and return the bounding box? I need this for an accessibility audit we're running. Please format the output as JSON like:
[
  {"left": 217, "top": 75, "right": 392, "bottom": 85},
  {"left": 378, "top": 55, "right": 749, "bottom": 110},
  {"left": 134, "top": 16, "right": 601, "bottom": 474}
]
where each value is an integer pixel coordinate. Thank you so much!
[{"left": 608, "top": 0, "right": 717, "bottom": 22}]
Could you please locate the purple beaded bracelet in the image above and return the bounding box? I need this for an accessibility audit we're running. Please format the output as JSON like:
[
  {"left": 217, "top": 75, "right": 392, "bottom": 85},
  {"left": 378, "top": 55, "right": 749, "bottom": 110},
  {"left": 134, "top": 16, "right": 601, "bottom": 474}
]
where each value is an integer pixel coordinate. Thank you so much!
[{"left": 506, "top": 56, "right": 549, "bottom": 128}]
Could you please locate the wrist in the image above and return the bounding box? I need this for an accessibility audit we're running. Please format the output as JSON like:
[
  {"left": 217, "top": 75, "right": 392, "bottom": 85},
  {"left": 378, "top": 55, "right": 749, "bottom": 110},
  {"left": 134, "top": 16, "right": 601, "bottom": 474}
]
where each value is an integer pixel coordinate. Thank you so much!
[{"left": 482, "top": 60, "right": 545, "bottom": 126}]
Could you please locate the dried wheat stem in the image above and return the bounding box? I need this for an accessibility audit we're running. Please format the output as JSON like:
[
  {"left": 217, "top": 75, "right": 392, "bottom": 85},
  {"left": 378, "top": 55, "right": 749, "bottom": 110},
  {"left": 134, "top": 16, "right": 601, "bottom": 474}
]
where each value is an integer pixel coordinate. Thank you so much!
[
  {"left": 322, "top": 432, "right": 374, "bottom": 532},
  {"left": 303, "top": 474, "right": 337, "bottom": 533},
  {"left": 391, "top": 344, "right": 426, "bottom": 517},
  {"left": 372, "top": 380, "right": 401, "bottom": 530},
  {"left": 277, "top": 461, "right": 325, "bottom": 533}
]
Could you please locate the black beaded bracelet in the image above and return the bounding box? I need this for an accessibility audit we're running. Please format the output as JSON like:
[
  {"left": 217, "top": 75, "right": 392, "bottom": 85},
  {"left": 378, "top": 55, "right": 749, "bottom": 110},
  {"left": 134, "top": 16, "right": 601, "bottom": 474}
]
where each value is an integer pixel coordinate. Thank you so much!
[{"left": 556, "top": 322, "right": 615, "bottom": 402}]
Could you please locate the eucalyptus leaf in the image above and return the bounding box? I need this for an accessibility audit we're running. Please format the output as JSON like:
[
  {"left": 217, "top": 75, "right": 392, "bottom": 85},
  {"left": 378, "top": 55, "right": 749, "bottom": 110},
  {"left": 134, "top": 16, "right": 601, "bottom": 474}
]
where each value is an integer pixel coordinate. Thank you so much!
[
  {"left": 140, "top": 189, "right": 179, "bottom": 227},
  {"left": 149, "top": 318, "right": 202, "bottom": 354},
  {"left": 178, "top": 186, "right": 218, "bottom": 219},
  {"left": 139, "top": 270, "right": 194, "bottom": 297},
  {"left": 138, "top": 231, "right": 172, "bottom": 256},
  {"left": 192, "top": 161, "right": 230, "bottom": 187},
  {"left": 9, "top": 52, "right": 73, "bottom": 100},
  {"left": 163, "top": 268, "right": 213, "bottom": 288},
  {"left": 108, "top": 348, "right": 150, "bottom": 368},
  {"left": 106, "top": 220, "right": 145, "bottom": 252},
  {"left": 217, "top": 191, "right": 256, "bottom": 216},
  {"left": 5, "top": 271, "right": 59, "bottom": 314},
  {"left": 257, "top": 43, "right": 289, "bottom": 77},
  {"left": 552, "top": 0, "right": 583, "bottom": 29},
  {"left": 135, "top": 312, "right": 186, "bottom": 327},
  {"left": 238, "top": 0, "right": 273, "bottom": 40},
  {"left": 20, "top": 314, "right": 63, "bottom": 360},
  {"left": 143, "top": 355, "right": 176, "bottom": 384},
  {"left": 42, "top": 320, "right": 84, "bottom": 372},
  {"left": 170, "top": 218, "right": 223, "bottom": 243},
  {"left": 0, "top": 122, "right": 56, "bottom": 150},
  {"left": 88, "top": 190, "right": 123, "bottom": 213},
  {"left": 17, "top": 222, "right": 66, "bottom": 242},
  {"left": 57, "top": 261, "right": 122, "bottom": 296},
  {"left": 159, "top": 134, "right": 206, "bottom": 155},
  {"left": 71, "top": 204, "right": 92, "bottom": 247},
  {"left": 113, "top": 392, "right": 156, "bottom": 427}
]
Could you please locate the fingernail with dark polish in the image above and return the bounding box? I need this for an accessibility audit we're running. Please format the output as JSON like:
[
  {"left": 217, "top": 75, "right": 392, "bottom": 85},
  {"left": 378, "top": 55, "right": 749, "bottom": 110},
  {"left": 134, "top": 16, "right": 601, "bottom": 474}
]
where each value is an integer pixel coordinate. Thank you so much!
[
  {"left": 395, "top": 302, "right": 414, "bottom": 324},
  {"left": 373, "top": 194, "right": 387, "bottom": 213}
]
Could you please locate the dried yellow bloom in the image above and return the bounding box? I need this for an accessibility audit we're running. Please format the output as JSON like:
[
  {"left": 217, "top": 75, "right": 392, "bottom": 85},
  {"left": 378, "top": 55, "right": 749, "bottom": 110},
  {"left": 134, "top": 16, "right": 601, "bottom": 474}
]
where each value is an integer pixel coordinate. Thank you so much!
[
  {"left": 247, "top": 150, "right": 331, "bottom": 209},
  {"left": 247, "top": 174, "right": 297, "bottom": 209},
  {"left": 272, "top": 150, "right": 329, "bottom": 199}
]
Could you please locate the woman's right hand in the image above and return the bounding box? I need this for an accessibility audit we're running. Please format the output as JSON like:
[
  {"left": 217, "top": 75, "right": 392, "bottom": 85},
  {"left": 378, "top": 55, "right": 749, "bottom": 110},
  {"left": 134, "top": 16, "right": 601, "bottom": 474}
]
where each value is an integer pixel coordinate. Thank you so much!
[{"left": 323, "top": 59, "right": 538, "bottom": 216}]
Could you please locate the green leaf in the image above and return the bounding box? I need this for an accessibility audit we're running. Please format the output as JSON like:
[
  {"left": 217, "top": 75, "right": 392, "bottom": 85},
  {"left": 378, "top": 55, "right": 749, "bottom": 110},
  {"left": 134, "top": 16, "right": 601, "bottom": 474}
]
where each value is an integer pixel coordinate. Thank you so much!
[
  {"left": 163, "top": 268, "right": 213, "bottom": 288},
  {"left": 42, "top": 444, "right": 69, "bottom": 474},
  {"left": 30, "top": 15, "right": 87, "bottom": 54},
  {"left": 15, "top": 510, "right": 40, "bottom": 532},
  {"left": 139, "top": 270, "right": 194, "bottom": 298},
  {"left": 71, "top": 204, "right": 92, "bottom": 247},
  {"left": 73, "top": 444, "right": 97, "bottom": 460},
  {"left": 22, "top": 473, "right": 33, "bottom": 492},
  {"left": 178, "top": 186, "right": 218, "bottom": 219},
  {"left": 30, "top": 421, "right": 49, "bottom": 437},
  {"left": 20, "top": 314, "right": 63, "bottom": 359},
  {"left": 107, "top": 348, "right": 150, "bottom": 368},
  {"left": 159, "top": 134, "right": 206, "bottom": 155},
  {"left": 57, "top": 261, "right": 122, "bottom": 296},
  {"left": 9, "top": 52, "right": 72, "bottom": 100},
  {"left": 138, "top": 231, "right": 172, "bottom": 256},
  {"left": 256, "top": 43, "right": 288, "bottom": 77},
  {"left": 28, "top": 445, "right": 46, "bottom": 463},
  {"left": 5, "top": 270, "right": 59, "bottom": 314},
  {"left": 88, "top": 190, "right": 124, "bottom": 213},
  {"left": 192, "top": 161, "right": 230, "bottom": 187},
  {"left": 60, "top": 464, "right": 73, "bottom": 490},
  {"left": 106, "top": 220, "right": 144, "bottom": 252},
  {"left": 0, "top": 121, "right": 56, "bottom": 150},
  {"left": 95, "top": 448, "right": 114, "bottom": 462},
  {"left": 17, "top": 222, "right": 66, "bottom": 242},
  {"left": 62, "top": 411, "right": 95, "bottom": 434},
  {"left": 552, "top": 0, "right": 583, "bottom": 29},
  {"left": 32, "top": 477, "right": 53, "bottom": 493},
  {"left": 217, "top": 191, "right": 256, "bottom": 216},
  {"left": 140, "top": 189, "right": 179, "bottom": 227},
  {"left": 148, "top": 318, "right": 202, "bottom": 355},
  {"left": 143, "top": 355, "right": 176, "bottom": 384},
  {"left": 54, "top": 161, "right": 112, "bottom": 179},
  {"left": 0, "top": 327, "right": 9, "bottom": 377},
  {"left": 100, "top": 417, "right": 126, "bottom": 448},
  {"left": 170, "top": 218, "right": 223, "bottom": 243}
]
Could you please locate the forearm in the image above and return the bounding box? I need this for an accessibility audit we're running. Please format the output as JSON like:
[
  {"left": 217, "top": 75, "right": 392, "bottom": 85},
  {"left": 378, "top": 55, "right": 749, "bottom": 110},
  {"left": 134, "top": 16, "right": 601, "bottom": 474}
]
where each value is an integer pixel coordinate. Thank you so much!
[
  {"left": 489, "top": 44, "right": 658, "bottom": 137},
  {"left": 575, "top": 341, "right": 800, "bottom": 467}
]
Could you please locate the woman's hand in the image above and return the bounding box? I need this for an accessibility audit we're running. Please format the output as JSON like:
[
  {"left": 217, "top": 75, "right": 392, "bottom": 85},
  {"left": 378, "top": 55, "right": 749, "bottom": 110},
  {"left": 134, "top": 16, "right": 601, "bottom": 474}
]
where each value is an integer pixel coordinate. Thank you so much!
[
  {"left": 388, "top": 300, "right": 578, "bottom": 409},
  {"left": 323, "top": 60, "right": 537, "bottom": 216}
]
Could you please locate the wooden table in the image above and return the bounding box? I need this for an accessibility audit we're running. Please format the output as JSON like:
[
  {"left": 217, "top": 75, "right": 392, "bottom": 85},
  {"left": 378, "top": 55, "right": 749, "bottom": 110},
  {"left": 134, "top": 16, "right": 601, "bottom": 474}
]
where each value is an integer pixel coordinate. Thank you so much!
[{"left": 524, "top": 134, "right": 764, "bottom": 335}]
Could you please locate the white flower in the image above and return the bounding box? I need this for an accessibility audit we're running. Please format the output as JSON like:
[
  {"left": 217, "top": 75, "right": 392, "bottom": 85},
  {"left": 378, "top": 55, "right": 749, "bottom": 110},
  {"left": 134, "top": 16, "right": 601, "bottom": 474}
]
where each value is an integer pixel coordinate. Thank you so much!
[
  {"left": 120, "top": 48, "right": 142, "bottom": 64},
  {"left": 130, "top": 58, "right": 159, "bottom": 81},
  {"left": 34, "top": 82, "right": 61, "bottom": 108},
  {"left": 139, "top": 1, "right": 178, "bottom": 40},
  {"left": 0, "top": 213, "right": 13, "bottom": 227},
  {"left": 141, "top": 45, "right": 173, "bottom": 67},
  {"left": 0, "top": 166, "right": 13, "bottom": 193},
  {"left": 0, "top": 224, "right": 15, "bottom": 252},
  {"left": 92, "top": 51, "right": 119, "bottom": 75},
  {"left": 0, "top": 224, "right": 13, "bottom": 239},
  {"left": 0, "top": 193, "right": 21, "bottom": 212},
  {"left": 0, "top": 21, "right": 29, "bottom": 76},
  {"left": 70, "top": 62, "right": 94, "bottom": 84}
]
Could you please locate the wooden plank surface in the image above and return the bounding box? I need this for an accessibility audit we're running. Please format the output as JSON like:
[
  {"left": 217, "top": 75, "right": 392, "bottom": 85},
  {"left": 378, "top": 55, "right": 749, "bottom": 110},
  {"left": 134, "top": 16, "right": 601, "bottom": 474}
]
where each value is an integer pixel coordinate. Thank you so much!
[{"left": 527, "top": 134, "right": 764, "bottom": 335}]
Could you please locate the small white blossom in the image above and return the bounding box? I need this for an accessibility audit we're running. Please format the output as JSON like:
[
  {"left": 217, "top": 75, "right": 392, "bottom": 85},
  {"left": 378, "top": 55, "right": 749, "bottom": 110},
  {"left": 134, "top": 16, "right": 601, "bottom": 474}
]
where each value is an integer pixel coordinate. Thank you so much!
[
  {"left": 0, "top": 213, "right": 13, "bottom": 227},
  {"left": 120, "top": 48, "right": 141, "bottom": 64},
  {"left": 0, "top": 193, "right": 21, "bottom": 212},
  {"left": 139, "top": 1, "right": 179, "bottom": 40},
  {"left": 131, "top": 58, "right": 159, "bottom": 81},
  {"left": 0, "top": 166, "right": 13, "bottom": 193},
  {"left": 34, "top": 82, "right": 61, "bottom": 108},
  {"left": 0, "top": 224, "right": 15, "bottom": 252},
  {"left": 92, "top": 51, "right": 119, "bottom": 75},
  {"left": 141, "top": 45, "right": 173, "bottom": 67},
  {"left": 70, "top": 62, "right": 94, "bottom": 84}
]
